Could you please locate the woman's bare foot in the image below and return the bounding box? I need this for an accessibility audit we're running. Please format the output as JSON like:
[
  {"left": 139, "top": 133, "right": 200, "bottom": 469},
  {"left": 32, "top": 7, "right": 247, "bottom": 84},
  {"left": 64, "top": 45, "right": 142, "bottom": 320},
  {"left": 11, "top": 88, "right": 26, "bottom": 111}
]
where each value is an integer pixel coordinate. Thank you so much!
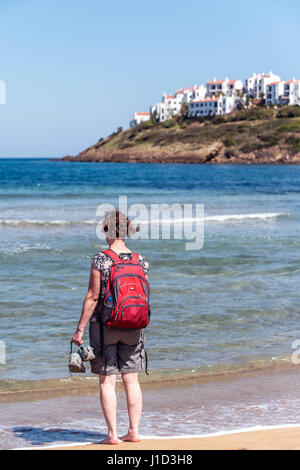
[
  {"left": 100, "top": 435, "right": 121, "bottom": 445},
  {"left": 120, "top": 430, "right": 141, "bottom": 442}
]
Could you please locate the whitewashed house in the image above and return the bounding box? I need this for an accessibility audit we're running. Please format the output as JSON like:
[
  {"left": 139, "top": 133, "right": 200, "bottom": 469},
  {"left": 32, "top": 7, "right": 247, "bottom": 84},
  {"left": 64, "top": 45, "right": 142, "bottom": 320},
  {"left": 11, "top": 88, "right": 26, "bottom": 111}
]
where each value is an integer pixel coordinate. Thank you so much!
[
  {"left": 130, "top": 112, "right": 151, "bottom": 128},
  {"left": 151, "top": 82, "right": 238, "bottom": 122},
  {"left": 265, "top": 81, "right": 285, "bottom": 106},
  {"left": 176, "top": 85, "right": 206, "bottom": 102},
  {"left": 245, "top": 71, "right": 281, "bottom": 99},
  {"left": 146, "top": 71, "right": 300, "bottom": 126},
  {"left": 164, "top": 92, "right": 184, "bottom": 116},
  {"left": 150, "top": 94, "right": 176, "bottom": 122},
  {"left": 206, "top": 78, "right": 243, "bottom": 97},
  {"left": 221, "top": 95, "right": 237, "bottom": 114},
  {"left": 280, "top": 79, "right": 300, "bottom": 106},
  {"left": 189, "top": 97, "right": 219, "bottom": 117},
  {"left": 176, "top": 87, "right": 191, "bottom": 101},
  {"left": 188, "top": 96, "right": 236, "bottom": 117},
  {"left": 192, "top": 84, "right": 207, "bottom": 101},
  {"left": 150, "top": 101, "right": 166, "bottom": 122},
  {"left": 151, "top": 88, "right": 193, "bottom": 121}
]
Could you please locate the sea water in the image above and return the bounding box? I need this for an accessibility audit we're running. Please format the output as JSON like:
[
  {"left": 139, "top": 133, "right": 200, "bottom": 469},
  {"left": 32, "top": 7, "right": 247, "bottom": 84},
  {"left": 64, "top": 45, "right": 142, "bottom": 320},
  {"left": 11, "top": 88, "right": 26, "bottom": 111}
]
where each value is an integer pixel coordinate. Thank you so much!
[{"left": 1, "top": 159, "right": 300, "bottom": 448}]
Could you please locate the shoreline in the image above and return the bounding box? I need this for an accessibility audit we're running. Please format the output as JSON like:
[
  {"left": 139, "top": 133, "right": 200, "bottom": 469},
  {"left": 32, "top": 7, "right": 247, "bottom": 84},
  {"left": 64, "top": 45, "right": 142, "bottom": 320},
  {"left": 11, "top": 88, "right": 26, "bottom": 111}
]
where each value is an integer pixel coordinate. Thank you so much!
[
  {"left": 60, "top": 150, "right": 300, "bottom": 165},
  {"left": 14, "top": 424, "right": 300, "bottom": 450},
  {"left": 0, "top": 356, "right": 297, "bottom": 403},
  {"left": 3, "top": 360, "right": 300, "bottom": 449}
]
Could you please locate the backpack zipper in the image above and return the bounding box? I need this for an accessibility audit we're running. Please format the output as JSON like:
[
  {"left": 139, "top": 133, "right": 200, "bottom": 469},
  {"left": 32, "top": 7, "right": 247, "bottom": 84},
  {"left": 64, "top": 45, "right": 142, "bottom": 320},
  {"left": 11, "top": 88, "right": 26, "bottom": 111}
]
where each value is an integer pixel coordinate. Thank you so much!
[
  {"left": 103, "top": 274, "right": 149, "bottom": 304},
  {"left": 114, "top": 295, "right": 146, "bottom": 321}
]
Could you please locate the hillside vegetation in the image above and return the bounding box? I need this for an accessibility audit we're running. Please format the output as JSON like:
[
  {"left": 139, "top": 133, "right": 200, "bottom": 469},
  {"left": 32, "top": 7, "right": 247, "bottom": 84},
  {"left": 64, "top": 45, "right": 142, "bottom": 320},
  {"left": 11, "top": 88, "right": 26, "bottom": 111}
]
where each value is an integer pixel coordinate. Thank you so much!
[{"left": 62, "top": 106, "right": 300, "bottom": 164}]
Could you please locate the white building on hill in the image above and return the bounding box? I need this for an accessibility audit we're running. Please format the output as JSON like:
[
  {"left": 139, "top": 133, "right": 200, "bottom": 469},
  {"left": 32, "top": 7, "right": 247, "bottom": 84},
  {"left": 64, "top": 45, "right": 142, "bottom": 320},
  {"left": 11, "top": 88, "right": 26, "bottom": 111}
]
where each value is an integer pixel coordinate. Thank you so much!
[
  {"left": 188, "top": 96, "right": 236, "bottom": 117},
  {"left": 265, "top": 78, "right": 300, "bottom": 106},
  {"left": 206, "top": 78, "right": 243, "bottom": 97},
  {"left": 175, "top": 86, "right": 195, "bottom": 102},
  {"left": 143, "top": 70, "right": 299, "bottom": 126},
  {"left": 188, "top": 97, "right": 219, "bottom": 117},
  {"left": 245, "top": 71, "right": 281, "bottom": 99},
  {"left": 193, "top": 84, "right": 207, "bottom": 101},
  {"left": 151, "top": 87, "right": 197, "bottom": 122},
  {"left": 130, "top": 112, "right": 150, "bottom": 127},
  {"left": 152, "top": 82, "right": 239, "bottom": 122},
  {"left": 162, "top": 92, "right": 183, "bottom": 117},
  {"left": 281, "top": 79, "right": 300, "bottom": 106},
  {"left": 265, "top": 81, "right": 285, "bottom": 106},
  {"left": 150, "top": 101, "right": 166, "bottom": 122},
  {"left": 150, "top": 94, "right": 176, "bottom": 122}
]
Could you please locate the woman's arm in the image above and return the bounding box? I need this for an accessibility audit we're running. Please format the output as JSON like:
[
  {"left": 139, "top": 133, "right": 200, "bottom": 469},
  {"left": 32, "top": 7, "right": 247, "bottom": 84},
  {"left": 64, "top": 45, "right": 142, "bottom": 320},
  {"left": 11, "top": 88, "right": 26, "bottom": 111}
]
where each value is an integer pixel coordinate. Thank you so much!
[{"left": 71, "top": 266, "right": 101, "bottom": 346}]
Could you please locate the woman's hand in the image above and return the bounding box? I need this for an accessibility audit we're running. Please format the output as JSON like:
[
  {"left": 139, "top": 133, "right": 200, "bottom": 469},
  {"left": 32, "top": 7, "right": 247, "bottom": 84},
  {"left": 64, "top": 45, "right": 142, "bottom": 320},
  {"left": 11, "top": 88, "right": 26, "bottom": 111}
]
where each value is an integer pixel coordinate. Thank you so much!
[{"left": 72, "top": 329, "right": 84, "bottom": 346}]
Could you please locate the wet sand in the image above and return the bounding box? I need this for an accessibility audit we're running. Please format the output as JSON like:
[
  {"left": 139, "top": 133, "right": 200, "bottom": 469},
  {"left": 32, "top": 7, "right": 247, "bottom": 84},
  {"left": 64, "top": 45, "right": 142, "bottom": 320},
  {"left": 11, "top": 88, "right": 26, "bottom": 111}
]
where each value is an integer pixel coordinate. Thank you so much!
[
  {"left": 5, "top": 365, "right": 300, "bottom": 450},
  {"left": 46, "top": 426, "right": 300, "bottom": 450}
]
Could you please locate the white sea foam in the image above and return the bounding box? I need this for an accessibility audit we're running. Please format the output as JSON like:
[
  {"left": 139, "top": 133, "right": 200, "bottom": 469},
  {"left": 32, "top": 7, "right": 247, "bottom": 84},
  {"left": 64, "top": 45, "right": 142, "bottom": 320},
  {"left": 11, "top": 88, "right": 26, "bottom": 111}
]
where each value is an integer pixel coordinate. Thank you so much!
[
  {"left": 0, "top": 218, "right": 72, "bottom": 227},
  {"left": 12, "top": 423, "right": 300, "bottom": 450},
  {"left": 197, "top": 212, "right": 288, "bottom": 223},
  {"left": 141, "top": 212, "right": 288, "bottom": 224},
  {"left": 0, "top": 212, "right": 288, "bottom": 228}
]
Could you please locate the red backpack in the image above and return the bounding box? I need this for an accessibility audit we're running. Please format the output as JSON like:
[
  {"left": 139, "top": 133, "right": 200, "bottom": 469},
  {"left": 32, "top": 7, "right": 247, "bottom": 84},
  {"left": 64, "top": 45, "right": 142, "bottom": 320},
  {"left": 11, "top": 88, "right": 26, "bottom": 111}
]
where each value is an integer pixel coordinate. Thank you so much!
[{"left": 98, "top": 248, "right": 151, "bottom": 329}]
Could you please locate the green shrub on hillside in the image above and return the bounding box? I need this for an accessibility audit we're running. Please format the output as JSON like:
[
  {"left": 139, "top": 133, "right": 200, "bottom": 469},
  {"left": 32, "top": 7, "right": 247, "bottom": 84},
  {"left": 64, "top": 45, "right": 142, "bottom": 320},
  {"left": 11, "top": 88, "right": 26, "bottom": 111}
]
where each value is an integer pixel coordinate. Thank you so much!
[
  {"left": 213, "top": 115, "right": 226, "bottom": 124},
  {"left": 162, "top": 119, "right": 177, "bottom": 128},
  {"left": 141, "top": 120, "right": 155, "bottom": 130},
  {"left": 127, "top": 129, "right": 138, "bottom": 140},
  {"left": 277, "top": 106, "right": 300, "bottom": 118},
  {"left": 223, "top": 137, "right": 235, "bottom": 147},
  {"left": 286, "top": 135, "right": 300, "bottom": 153},
  {"left": 240, "top": 141, "right": 266, "bottom": 153},
  {"left": 229, "top": 107, "right": 275, "bottom": 122},
  {"left": 258, "top": 134, "right": 279, "bottom": 147}
]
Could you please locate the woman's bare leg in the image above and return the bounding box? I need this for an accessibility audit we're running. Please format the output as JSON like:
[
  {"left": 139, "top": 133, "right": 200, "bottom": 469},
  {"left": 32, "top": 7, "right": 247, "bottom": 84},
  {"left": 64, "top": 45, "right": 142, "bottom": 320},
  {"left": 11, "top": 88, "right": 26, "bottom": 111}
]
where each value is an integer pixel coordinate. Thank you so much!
[
  {"left": 120, "top": 372, "right": 142, "bottom": 442},
  {"left": 98, "top": 374, "right": 120, "bottom": 444}
]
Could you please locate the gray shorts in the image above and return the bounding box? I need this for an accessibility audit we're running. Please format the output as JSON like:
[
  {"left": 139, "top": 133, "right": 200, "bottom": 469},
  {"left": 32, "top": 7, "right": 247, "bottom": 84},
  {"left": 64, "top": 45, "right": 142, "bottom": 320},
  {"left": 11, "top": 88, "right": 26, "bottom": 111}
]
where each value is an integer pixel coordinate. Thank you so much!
[{"left": 89, "top": 318, "right": 145, "bottom": 375}]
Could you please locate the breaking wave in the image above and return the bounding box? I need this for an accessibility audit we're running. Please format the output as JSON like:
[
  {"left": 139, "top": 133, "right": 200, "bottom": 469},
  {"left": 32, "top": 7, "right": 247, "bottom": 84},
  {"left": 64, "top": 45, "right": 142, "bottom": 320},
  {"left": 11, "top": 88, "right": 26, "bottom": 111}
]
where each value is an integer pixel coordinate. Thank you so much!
[{"left": 0, "top": 212, "right": 289, "bottom": 228}]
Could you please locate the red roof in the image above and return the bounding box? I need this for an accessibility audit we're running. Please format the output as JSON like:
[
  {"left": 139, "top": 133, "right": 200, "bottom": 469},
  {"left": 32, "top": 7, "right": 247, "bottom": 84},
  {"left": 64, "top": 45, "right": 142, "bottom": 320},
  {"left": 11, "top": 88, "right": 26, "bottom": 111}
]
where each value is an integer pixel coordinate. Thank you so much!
[
  {"left": 167, "top": 95, "right": 174, "bottom": 99},
  {"left": 285, "top": 80, "right": 300, "bottom": 84},
  {"left": 262, "top": 74, "right": 270, "bottom": 78},
  {"left": 136, "top": 112, "right": 150, "bottom": 116},
  {"left": 207, "top": 80, "right": 225, "bottom": 85},
  {"left": 207, "top": 79, "right": 239, "bottom": 85},
  {"left": 192, "top": 98, "right": 219, "bottom": 103},
  {"left": 267, "top": 81, "right": 281, "bottom": 86}
]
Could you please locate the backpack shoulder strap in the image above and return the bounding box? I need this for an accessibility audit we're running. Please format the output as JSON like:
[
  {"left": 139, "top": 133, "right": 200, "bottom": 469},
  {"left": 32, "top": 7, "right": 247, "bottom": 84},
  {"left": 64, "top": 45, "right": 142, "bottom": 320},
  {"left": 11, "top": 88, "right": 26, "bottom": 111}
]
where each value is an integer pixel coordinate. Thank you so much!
[
  {"left": 102, "top": 249, "right": 138, "bottom": 263},
  {"left": 101, "top": 248, "right": 120, "bottom": 263}
]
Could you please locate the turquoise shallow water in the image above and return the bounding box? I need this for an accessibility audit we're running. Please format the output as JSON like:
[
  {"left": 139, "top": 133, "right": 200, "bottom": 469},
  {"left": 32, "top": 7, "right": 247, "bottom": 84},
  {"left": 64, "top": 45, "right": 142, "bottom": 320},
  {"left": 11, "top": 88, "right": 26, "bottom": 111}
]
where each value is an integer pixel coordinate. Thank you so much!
[{"left": 0, "top": 159, "right": 300, "bottom": 381}]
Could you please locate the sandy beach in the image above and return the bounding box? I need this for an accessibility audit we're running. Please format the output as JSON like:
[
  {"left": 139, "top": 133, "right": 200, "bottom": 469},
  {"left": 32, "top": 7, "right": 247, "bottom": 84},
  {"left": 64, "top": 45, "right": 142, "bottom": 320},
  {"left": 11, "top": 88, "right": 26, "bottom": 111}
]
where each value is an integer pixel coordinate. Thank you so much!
[{"left": 33, "top": 426, "right": 300, "bottom": 450}]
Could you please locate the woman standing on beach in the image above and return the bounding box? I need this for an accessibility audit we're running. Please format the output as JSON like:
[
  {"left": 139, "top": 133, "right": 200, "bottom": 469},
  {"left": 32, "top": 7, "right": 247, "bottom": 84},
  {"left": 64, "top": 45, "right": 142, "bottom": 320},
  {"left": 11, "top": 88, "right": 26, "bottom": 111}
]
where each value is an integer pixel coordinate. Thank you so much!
[{"left": 71, "top": 210, "right": 150, "bottom": 445}]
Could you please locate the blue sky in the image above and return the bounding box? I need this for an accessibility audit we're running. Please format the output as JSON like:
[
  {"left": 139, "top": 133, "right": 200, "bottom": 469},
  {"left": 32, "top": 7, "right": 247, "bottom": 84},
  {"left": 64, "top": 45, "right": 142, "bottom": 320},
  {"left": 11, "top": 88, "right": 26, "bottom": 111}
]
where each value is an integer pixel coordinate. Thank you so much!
[{"left": 0, "top": 0, "right": 300, "bottom": 158}]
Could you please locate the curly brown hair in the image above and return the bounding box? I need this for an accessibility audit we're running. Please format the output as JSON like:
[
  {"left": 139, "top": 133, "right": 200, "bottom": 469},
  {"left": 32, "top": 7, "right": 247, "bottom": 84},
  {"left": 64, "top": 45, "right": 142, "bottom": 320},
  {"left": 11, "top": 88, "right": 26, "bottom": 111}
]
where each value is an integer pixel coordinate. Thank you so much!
[{"left": 102, "top": 210, "right": 136, "bottom": 240}]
